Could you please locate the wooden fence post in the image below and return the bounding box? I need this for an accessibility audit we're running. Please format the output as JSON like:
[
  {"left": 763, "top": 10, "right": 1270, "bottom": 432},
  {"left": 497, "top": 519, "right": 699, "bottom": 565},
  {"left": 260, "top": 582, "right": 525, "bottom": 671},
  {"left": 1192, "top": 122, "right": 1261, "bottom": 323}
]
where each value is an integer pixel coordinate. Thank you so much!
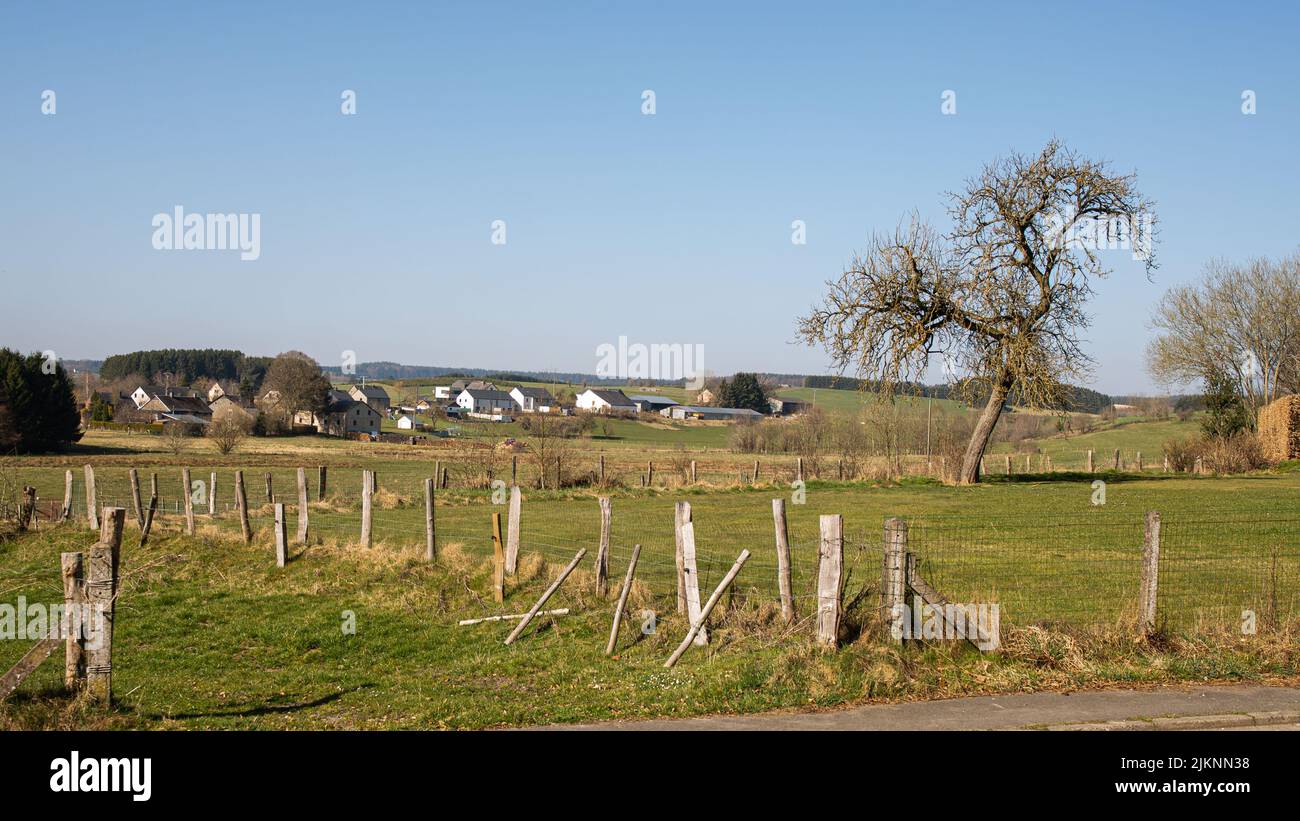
[
  {"left": 598, "top": 454, "right": 605, "bottom": 485},
  {"left": 816, "top": 514, "right": 844, "bottom": 647},
  {"left": 664, "top": 549, "right": 751, "bottom": 668},
  {"left": 424, "top": 477, "right": 436, "bottom": 561},
  {"left": 129, "top": 469, "right": 144, "bottom": 529},
  {"left": 360, "top": 470, "right": 373, "bottom": 547},
  {"left": 1113, "top": 448, "right": 1121, "bottom": 470},
  {"left": 605, "top": 545, "right": 641, "bottom": 655},
  {"left": 84, "top": 465, "right": 98, "bottom": 531},
  {"left": 274, "top": 503, "right": 287, "bottom": 567},
  {"left": 595, "top": 496, "right": 611, "bottom": 597},
  {"left": 264, "top": 472, "right": 273, "bottom": 503},
  {"left": 492, "top": 512, "right": 505, "bottom": 602},
  {"left": 797, "top": 457, "right": 804, "bottom": 482},
  {"left": 209, "top": 471, "right": 217, "bottom": 516},
  {"left": 679, "top": 520, "right": 707, "bottom": 645},
  {"left": 674, "top": 501, "right": 691, "bottom": 614},
  {"left": 772, "top": 499, "right": 795, "bottom": 624},
  {"left": 61, "top": 469, "right": 73, "bottom": 523},
  {"left": 690, "top": 460, "right": 696, "bottom": 483},
  {"left": 646, "top": 461, "right": 654, "bottom": 486},
  {"left": 1086, "top": 450, "right": 1094, "bottom": 473},
  {"left": 17, "top": 486, "right": 36, "bottom": 531},
  {"left": 318, "top": 466, "right": 327, "bottom": 501},
  {"left": 1136, "top": 451, "right": 1143, "bottom": 472},
  {"left": 882, "top": 518, "right": 908, "bottom": 641},
  {"left": 235, "top": 470, "right": 252, "bottom": 543},
  {"left": 61, "top": 551, "right": 85, "bottom": 689},
  {"left": 181, "top": 468, "right": 195, "bottom": 535},
  {"left": 296, "top": 467, "right": 309, "bottom": 543},
  {"left": 139, "top": 488, "right": 158, "bottom": 548},
  {"left": 753, "top": 460, "right": 760, "bottom": 483},
  {"left": 86, "top": 507, "right": 125, "bottom": 705},
  {"left": 1139, "top": 510, "right": 1161, "bottom": 636},
  {"left": 505, "top": 485, "right": 521, "bottom": 574},
  {"left": 1005, "top": 455, "right": 1012, "bottom": 476}
]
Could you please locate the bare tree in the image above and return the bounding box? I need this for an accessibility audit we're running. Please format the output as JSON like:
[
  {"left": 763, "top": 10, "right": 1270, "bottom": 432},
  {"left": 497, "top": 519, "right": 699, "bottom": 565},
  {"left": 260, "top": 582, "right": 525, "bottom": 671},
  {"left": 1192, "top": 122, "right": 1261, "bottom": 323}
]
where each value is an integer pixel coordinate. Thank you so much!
[
  {"left": 798, "top": 141, "right": 1156, "bottom": 483},
  {"left": 1147, "top": 252, "right": 1300, "bottom": 408},
  {"left": 162, "top": 421, "right": 191, "bottom": 455},
  {"left": 263, "top": 351, "right": 331, "bottom": 426},
  {"left": 208, "top": 406, "right": 252, "bottom": 455}
]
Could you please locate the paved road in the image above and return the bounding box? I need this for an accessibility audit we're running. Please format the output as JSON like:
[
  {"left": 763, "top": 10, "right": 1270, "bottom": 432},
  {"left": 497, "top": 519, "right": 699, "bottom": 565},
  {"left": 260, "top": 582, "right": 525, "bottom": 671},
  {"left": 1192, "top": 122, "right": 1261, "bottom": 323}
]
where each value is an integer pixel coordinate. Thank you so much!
[{"left": 553, "top": 682, "right": 1300, "bottom": 731}]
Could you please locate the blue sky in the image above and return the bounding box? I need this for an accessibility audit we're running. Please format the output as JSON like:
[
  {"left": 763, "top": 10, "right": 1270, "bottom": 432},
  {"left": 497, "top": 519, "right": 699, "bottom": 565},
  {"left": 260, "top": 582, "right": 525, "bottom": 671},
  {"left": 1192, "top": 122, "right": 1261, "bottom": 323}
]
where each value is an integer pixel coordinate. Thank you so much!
[{"left": 2, "top": 1, "right": 1297, "bottom": 393}]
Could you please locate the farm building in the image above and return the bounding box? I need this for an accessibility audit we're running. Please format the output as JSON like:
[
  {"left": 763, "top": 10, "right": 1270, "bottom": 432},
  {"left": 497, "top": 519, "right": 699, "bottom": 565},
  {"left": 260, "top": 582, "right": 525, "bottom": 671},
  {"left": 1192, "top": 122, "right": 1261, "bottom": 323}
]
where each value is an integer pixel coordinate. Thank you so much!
[
  {"left": 662, "top": 405, "right": 762, "bottom": 421},
  {"left": 628, "top": 395, "right": 678, "bottom": 413},
  {"left": 300, "top": 396, "right": 380, "bottom": 437},
  {"left": 1258, "top": 395, "right": 1300, "bottom": 462},
  {"left": 456, "top": 388, "right": 515, "bottom": 415},
  {"left": 395, "top": 414, "right": 426, "bottom": 431},
  {"left": 694, "top": 388, "right": 715, "bottom": 405},
  {"left": 138, "top": 393, "right": 213, "bottom": 423},
  {"left": 510, "top": 386, "right": 557, "bottom": 413},
  {"left": 209, "top": 394, "right": 254, "bottom": 422},
  {"left": 348, "top": 384, "right": 390, "bottom": 413},
  {"left": 575, "top": 388, "right": 637, "bottom": 414},
  {"left": 768, "top": 397, "right": 811, "bottom": 416}
]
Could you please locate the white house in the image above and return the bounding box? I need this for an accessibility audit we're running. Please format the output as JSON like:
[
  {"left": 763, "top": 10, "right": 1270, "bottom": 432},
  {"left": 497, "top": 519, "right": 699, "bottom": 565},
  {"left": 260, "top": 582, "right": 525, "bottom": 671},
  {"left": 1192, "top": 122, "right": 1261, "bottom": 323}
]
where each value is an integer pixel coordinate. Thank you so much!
[
  {"left": 395, "top": 414, "right": 426, "bottom": 431},
  {"left": 510, "top": 386, "right": 556, "bottom": 413},
  {"left": 575, "top": 388, "right": 637, "bottom": 414},
  {"left": 456, "top": 388, "right": 515, "bottom": 415}
]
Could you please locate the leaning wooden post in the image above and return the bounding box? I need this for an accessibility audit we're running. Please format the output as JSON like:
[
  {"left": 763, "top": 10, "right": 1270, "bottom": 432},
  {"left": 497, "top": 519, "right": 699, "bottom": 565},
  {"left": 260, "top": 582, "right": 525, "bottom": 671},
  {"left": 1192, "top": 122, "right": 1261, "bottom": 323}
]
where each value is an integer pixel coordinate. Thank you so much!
[
  {"left": 296, "top": 467, "right": 309, "bottom": 543},
  {"left": 504, "top": 548, "right": 587, "bottom": 645},
  {"left": 679, "top": 520, "right": 707, "bottom": 645},
  {"left": 605, "top": 545, "right": 642, "bottom": 655},
  {"left": 505, "top": 485, "right": 521, "bottom": 574},
  {"left": 753, "top": 459, "right": 760, "bottom": 483},
  {"left": 85, "top": 507, "right": 125, "bottom": 705},
  {"left": 129, "top": 469, "right": 144, "bottom": 529},
  {"left": 424, "top": 477, "right": 436, "bottom": 561},
  {"left": 772, "top": 499, "right": 795, "bottom": 624},
  {"left": 139, "top": 490, "right": 158, "bottom": 547},
  {"left": 61, "top": 469, "right": 74, "bottom": 523},
  {"left": 1139, "top": 510, "right": 1161, "bottom": 636},
  {"left": 595, "top": 496, "right": 612, "bottom": 597},
  {"left": 181, "top": 468, "right": 195, "bottom": 535},
  {"left": 235, "top": 470, "right": 252, "bottom": 544},
  {"left": 664, "top": 549, "right": 751, "bottom": 668},
  {"left": 882, "top": 518, "right": 908, "bottom": 641},
  {"left": 1113, "top": 448, "right": 1121, "bottom": 470},
  {"left": 83, "top": 465, "right": 98, "bottom": 531},
  {"left": 61, "top": 551, "right": 86, "bottom": 689},
  {"left": 492, "top": 512, "right": 505, "bottom": 603},
  {"left": 274, "top": 503, "right": 288, "bottom": 568},
  {"left": 673, "top": 501, "right": 691, "bottom": 614},
  {"left": 318, "top": 466, "right": 327, "bottom": 501},
  {"left": 816, "top": 514, "right": 844, "bottom": 647},
  {"left": 360, "top": 470, "right": 374, "bottom": 547}
]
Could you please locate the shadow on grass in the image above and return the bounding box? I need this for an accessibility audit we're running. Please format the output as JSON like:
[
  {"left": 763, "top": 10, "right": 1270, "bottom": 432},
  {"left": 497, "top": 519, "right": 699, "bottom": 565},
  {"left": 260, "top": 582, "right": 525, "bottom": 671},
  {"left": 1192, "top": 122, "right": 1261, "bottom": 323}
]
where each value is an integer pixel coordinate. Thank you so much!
[
  {"left": 142, "top": 684, "right": 375, "bottom": 720},
  {"left": 985, "top": 471, "right": 1191, "bottom": 485}
]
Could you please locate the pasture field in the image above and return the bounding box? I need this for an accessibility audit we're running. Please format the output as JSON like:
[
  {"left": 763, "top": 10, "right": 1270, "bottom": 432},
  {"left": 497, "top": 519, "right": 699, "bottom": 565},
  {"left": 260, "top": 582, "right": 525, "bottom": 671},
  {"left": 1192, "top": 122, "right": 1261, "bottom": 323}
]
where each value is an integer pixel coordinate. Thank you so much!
[{"left": 2, "top": 428, "right": 1299, "bottom": 729}]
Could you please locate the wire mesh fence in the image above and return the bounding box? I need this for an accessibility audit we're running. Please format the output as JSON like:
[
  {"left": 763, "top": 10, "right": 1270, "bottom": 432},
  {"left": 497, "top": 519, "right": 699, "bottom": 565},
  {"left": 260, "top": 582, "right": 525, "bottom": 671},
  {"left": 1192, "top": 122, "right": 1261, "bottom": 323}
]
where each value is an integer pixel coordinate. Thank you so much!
[{"left": 15, "top": 463, "right": 1297, "bottom": 637}]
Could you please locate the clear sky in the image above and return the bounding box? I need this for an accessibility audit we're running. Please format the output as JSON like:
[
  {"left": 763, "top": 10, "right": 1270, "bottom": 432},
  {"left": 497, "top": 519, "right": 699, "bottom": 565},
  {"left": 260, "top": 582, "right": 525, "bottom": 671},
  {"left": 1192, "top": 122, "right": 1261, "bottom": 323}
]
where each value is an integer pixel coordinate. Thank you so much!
[{"left": 3, "top": 1, "right": 1297, "bottom": 394}]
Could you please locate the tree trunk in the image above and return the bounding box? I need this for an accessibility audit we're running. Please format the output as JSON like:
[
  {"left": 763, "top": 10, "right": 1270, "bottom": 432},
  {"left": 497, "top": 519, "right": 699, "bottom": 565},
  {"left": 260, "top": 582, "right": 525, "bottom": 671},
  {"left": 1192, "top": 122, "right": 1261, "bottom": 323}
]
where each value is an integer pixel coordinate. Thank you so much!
[{"left": 958, "top": 379, "right": 1011, "bottom": 484}]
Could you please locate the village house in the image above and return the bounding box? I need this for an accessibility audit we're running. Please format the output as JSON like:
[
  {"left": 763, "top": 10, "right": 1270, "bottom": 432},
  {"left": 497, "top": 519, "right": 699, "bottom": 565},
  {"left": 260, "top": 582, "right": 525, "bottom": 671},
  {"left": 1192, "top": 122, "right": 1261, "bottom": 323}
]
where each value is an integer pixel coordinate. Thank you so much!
[
  {"left": 209, "top": 394, "right": 255, "bottom": 423},
  {"left": 575, "top": 388, "right": 637, "bottom": 414},
  {"left": 509, "top": 386, "right": 556, "bottom": 413},
  {"left": 348, "top": 384, "right": 390, "bottom": 413},
  {"left": 138, "top": 393, "right": 213, "bottom": 426},
  {"left": 456, "top": 387, "right": 515, "bottom": 417},
  {"left": 297, "top": 392, "right": 380, "bottom": 437},
  {"left": 694, "top": 388, "right": 716, "bottom": 405},
  {"left": 436, "top": 379, "right": 498, "bottom": 400},
  {"left": 130, "top": 384, "right": 198, "bottom": 409},
  {"left": 395, "top": 414, "right": 427, "bottom": 431}
]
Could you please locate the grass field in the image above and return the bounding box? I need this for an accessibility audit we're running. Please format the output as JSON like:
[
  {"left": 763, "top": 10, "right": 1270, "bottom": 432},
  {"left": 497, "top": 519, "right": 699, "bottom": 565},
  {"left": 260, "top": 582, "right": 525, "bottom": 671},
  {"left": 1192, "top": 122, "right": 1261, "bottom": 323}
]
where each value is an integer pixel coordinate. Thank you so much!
[{"left": 4, "top": 420, "right": 1297, "bottom": 730}]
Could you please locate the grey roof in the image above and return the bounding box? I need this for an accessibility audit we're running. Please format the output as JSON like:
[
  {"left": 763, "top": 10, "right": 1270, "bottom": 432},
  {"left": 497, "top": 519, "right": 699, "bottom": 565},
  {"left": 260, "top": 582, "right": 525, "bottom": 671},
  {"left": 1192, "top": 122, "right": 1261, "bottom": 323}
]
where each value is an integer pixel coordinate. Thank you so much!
[
  {"left": 462, "top": 388, "right": 514, "bottom": 401},
  {"left": 149, "top": 395, "right": 212, "bottom": 414},
  {"left": 586, "top": 389, "right": 636, "bottom": 406},
  {"left": 326, "top": 397, "right": 367, "bottom": 415},
  {"left": 628, "top": 394, "right": 678, "bottom": 406},
  {"left": 670, "top": 405, "right": 762, "bottom": 417},
  {"left": 158, "top": 412, "right": 211, "bottom": 426},
  {"left": 351, "top": 385, "right": 389, "bottom": 399},
  {"left": 513, "top": 386, "right": 555, "bottom": 400}
]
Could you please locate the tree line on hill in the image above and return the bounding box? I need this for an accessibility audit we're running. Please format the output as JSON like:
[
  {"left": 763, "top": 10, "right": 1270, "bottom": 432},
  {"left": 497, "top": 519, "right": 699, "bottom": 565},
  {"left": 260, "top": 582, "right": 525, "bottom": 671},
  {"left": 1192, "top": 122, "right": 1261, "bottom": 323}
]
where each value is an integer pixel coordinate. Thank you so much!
[{"left": 99, "top": 348, "right": 272, "bottom": 392}]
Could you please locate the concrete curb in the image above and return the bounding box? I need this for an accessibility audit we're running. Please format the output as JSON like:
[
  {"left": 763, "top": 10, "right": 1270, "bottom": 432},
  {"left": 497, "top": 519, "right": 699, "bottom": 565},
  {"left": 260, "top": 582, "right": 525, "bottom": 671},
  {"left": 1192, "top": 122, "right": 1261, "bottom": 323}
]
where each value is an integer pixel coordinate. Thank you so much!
[{"left": 1046, "top": 709, "right": 1300, "bottom": 731}]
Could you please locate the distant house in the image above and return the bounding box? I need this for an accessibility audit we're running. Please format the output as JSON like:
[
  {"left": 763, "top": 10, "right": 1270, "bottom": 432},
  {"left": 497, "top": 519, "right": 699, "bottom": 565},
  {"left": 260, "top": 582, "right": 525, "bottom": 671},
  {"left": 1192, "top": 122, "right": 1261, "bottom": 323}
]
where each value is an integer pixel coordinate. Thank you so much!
[
  {"left": 206, "top": 381, "right": 240, "bottom": 403},
  {"left": 456, "top": 388, "right": 515, "bottom": 416},
  {"left": 439, "top": 379, "right": 498, "bottom": 400},
  {"left": 348, "top": 384, "right": 390, "bottom": 413},
  {"left": 510, "top": 386, "right": 557, "bottom": 413},
  {"left": 575, "top": 389, "right": 637, "bottom": 414},
  {"left": 694, "top": 388, "right": 716, "bottom": 405},
  {"left": 209, "top": 394, "right": 255, "bottom": 422},
  {"left": 768, "top": 397, "right": 810, "bottom": 416},
  {"left": 628, "top": 395, "right": 678, "bottom": 414},
  {"left": 415, "top": 398, "right": 434, "bottom": 413},
  {"left": 139, "top": 394, "right": 213, "bottom": 424},
  {"left": 662, "top": 405, "right": 762, "bottom": 422},
  {"left": 131, "top": 384, "right": 198, "bottom": 409},
  {"left": 300, "top": 395, "right": 380, "bottom": 437}
]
